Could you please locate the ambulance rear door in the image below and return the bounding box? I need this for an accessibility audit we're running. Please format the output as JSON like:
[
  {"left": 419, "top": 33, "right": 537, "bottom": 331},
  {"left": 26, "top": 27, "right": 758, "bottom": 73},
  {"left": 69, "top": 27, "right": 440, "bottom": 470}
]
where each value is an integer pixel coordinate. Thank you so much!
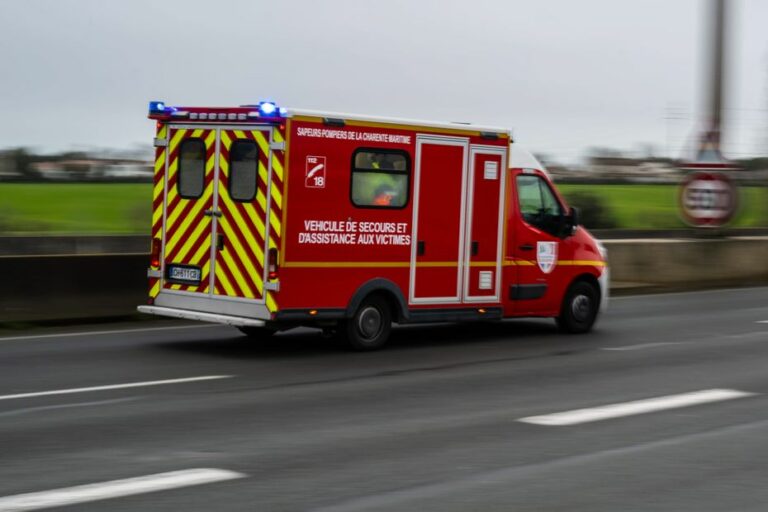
[{"left": 157, "top": 125, "right": 277, "bottom": 317}]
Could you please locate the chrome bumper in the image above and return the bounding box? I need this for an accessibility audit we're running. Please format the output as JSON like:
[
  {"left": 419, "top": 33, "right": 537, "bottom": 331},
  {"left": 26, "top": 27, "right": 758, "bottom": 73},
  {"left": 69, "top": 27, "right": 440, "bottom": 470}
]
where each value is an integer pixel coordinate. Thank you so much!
[{"left": 137, "top": 305, "right": 266, "bottom": 327}]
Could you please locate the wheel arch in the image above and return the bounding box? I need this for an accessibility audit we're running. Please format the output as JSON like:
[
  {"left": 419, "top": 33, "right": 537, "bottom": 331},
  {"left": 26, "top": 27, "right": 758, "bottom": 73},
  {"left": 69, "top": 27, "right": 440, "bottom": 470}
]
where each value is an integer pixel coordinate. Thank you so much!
[
  {"left": 568, "top": 272, "right": 601, "bottom": 303},
  {"left": 346, "top": 279, "right": 408, "bottom": 322}
]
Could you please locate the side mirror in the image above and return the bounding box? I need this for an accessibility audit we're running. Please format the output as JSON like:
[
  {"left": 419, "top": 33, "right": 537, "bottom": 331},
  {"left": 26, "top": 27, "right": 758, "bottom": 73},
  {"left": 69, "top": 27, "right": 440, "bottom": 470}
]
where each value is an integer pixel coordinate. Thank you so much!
[
  {"left": 561, "top": 207, "right": 579, "bottom": 237},
  {"left": 570, "top": 207, "right": 580, "bottom": 229}
]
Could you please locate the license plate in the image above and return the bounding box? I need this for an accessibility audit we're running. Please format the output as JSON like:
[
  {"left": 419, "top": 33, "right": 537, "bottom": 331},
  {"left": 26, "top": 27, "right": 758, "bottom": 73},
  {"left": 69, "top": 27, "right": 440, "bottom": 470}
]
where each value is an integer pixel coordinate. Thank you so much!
[{"left": 167, "top": 265, "right": 201, "bottom": 284}]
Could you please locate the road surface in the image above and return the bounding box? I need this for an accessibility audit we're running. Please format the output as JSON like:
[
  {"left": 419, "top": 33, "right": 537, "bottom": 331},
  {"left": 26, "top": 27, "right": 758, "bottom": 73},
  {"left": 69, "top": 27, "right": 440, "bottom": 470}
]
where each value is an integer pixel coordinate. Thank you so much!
[{"left": 0, "top": 287, "right": 767, "bottom": 511}]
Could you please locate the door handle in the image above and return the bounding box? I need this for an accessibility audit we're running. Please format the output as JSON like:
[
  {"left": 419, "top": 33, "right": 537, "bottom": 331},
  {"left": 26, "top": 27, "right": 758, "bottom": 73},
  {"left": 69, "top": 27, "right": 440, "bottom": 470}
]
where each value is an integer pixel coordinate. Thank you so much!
[
  {"left": 217, "top": 234, "right": 226, "bottom": 251},
  {"left": 203, "top": 210, "right": 222, "bottom": 218},
  {"left": 519, "top": 244, "right": 534, "bottom": 251},
  {"left": 417, "top": 241, "right": 425, "bottom": 256},
  {"left": 471, "top": 241, "right": 479, "bottom": 256}
]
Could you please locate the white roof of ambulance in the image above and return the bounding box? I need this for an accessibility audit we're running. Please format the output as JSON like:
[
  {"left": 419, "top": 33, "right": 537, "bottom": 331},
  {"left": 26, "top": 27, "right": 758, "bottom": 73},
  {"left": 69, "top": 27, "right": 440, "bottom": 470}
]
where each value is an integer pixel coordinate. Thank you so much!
[{"left": 287, "top": 108, "right": 511, "bottom": 136}]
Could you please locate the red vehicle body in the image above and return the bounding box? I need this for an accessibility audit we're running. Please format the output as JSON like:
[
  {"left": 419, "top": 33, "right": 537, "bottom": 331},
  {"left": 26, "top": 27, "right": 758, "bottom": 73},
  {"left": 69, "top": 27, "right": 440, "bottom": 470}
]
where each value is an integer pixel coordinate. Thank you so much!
[{"left": 138, "top": 101, "right": 608, "bottom": 349}]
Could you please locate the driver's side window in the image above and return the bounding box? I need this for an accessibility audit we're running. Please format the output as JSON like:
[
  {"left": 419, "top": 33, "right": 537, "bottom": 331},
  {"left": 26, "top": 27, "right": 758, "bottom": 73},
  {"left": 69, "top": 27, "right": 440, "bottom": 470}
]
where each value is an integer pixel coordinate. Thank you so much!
[{"left": 516, "top": 174, "right": 563, "bottom": 235}]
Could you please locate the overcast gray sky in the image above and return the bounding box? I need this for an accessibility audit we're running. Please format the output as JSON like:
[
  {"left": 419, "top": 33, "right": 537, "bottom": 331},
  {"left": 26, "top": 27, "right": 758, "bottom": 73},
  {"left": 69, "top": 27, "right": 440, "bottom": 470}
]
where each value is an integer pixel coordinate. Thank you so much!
[{"left": 0, "top": 0, "right": 766, "bottom": 162}]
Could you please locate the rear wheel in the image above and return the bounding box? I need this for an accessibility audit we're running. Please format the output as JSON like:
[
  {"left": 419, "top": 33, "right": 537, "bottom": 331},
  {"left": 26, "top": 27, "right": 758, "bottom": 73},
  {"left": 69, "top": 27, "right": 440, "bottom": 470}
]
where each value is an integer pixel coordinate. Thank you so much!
[
  {"left": 556, "top": 281, "right": 599, "bottom": 334},
  {"left": 345, "top": 295, "right": 392, "bottom": 351}
]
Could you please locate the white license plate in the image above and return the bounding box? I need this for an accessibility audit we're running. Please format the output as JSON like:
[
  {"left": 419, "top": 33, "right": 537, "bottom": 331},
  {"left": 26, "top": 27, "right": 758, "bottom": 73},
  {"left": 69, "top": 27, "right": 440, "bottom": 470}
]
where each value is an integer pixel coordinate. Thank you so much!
[{"left": 168, "top": 265, "right": 201, "bottom": 284}]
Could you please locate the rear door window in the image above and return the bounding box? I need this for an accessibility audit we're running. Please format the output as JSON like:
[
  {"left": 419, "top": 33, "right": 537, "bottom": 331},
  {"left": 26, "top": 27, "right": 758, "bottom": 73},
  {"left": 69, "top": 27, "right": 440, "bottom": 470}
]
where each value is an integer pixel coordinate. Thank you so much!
[
  {"left": 178, "top": 139, "right": 205, "bottom": 199},
  {"left": 229, "top": 140, "right": 258, "bottom": 202}
]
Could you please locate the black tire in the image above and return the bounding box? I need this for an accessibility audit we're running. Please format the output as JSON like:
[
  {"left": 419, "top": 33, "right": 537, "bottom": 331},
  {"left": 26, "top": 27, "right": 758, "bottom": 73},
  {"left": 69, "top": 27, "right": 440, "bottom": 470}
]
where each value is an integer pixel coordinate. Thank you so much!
[
  {"left": 237, "top": 326, "right": 277, "bottom": 338},
  {"left": 556, "top": 281, "right": 599, "bottom": 334},
  {"left": 345, "top": 295, "right": 392, "bottom": 351}
]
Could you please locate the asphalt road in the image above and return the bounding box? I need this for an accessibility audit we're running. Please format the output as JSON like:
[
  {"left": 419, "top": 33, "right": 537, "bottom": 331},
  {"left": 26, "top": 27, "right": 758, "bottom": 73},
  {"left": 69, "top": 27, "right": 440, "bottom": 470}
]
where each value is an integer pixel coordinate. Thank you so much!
[{"left": 1, "top": 287, "right": 767, "bottom": 511}]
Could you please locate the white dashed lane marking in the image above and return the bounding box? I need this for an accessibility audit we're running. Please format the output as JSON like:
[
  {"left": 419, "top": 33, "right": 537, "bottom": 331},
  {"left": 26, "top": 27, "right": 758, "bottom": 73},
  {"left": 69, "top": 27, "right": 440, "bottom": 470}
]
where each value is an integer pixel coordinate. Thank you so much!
[
  {"left": 518, "top": 389, "right": 757, "bottom": 426},
  {"left": 0, "top": 375, "right": 234, "bottom": 402},
  {"left": 0, "top": 468, "right": 246, "bottom": 511}
]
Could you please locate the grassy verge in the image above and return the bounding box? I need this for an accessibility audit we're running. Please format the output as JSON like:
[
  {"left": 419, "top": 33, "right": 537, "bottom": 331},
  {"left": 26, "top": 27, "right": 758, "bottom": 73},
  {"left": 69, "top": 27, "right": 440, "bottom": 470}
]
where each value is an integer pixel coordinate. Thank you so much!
[
  {"left": 0, "top": 183, "right": 151, "bottom": 234},
  {"left": 0, "top": 182, "right": 765, "bottom": 234},
  {"left": 558, "top": 184, "right": 768, "bottom": 229}
]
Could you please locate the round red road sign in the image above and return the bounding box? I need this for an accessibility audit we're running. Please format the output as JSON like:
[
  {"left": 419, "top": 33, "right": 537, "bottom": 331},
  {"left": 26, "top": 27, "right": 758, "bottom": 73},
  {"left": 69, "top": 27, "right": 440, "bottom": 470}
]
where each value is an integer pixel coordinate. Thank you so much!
[{"left": 678, "top": 171, "right": 738, "bottom": 227}]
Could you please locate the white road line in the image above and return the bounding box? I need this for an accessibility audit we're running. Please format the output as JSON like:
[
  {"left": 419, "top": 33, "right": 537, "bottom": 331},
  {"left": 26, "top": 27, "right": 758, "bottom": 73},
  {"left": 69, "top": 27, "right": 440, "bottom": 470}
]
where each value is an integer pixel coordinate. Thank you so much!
[
  {"left": 0, "top": 468, "right": 246, "bottom": 511},
  {"left": 757, "top": 320, "right": 768, "bottom": 324},
  {"left": 0, "top": 324, "right": 222, "bottom": 343},
  {"left": 0, "top": 375, "right": 233, "bottom": 402},
  {"left": 518, "top": 389, "right": 757, "bottom": 426},
  {"left": 0, "top": 397, "right": 138, "bottom": 419},
  {"left": 601, "top": 341, "right": 689, "bottom": 351}
]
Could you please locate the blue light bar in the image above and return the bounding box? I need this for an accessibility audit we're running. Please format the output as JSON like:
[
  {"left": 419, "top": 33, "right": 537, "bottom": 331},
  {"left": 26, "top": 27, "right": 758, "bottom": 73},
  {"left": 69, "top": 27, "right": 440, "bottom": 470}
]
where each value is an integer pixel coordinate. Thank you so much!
[
  {"left": 258, "top": 101, "right": 278, "bottom": 116},
  {"left": 148, "top": 101, "right": 166, "bottom": 114}
]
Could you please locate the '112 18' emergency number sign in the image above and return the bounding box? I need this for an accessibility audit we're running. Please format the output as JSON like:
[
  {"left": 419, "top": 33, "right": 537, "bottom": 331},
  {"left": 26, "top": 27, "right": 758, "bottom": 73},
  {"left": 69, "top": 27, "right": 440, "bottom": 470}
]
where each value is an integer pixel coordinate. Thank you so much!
[{"left": 305, "top": 155, "right": 326, "bottom": 188}]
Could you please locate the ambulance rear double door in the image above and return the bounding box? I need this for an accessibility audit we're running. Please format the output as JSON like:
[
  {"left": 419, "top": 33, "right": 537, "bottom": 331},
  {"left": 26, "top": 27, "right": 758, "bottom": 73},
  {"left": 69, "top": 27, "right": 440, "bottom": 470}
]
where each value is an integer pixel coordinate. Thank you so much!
[
  {"left": 157, "top": 125, "right": 276, "bottom": 317},
  {"left": 410, "top": 136, "right": 506, "bottom": 305}
]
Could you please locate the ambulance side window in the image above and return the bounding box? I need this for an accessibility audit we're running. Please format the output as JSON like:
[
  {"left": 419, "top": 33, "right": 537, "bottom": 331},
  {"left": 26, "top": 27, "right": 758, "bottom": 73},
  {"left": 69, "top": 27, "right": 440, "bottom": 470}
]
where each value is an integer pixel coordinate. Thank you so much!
[
  {"left": 350, "top": 149, "right": 410, "bottom": 209},
  {"left": 178, "top": 139, "right": 205, "bottom": 199},
  {"left": 229, "top": 140, "right": 258, "bottom": 202},
  {"left": 516, "top": 175, "right": 563, "bottom": 235}
]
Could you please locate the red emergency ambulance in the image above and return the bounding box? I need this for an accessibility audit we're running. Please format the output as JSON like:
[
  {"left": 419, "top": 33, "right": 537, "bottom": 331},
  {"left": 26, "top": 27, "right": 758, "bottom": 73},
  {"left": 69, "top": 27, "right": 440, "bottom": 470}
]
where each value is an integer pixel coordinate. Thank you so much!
[{"left": 138, "top": 101, "right": 608, "bottom": 349}]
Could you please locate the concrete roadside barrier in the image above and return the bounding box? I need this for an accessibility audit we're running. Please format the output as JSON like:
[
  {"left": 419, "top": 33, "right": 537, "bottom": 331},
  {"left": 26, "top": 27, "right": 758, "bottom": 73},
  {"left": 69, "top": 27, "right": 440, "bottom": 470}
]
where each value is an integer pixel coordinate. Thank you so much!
[{"left": 1, "top": 236, "right": 767, "bottom": 323}]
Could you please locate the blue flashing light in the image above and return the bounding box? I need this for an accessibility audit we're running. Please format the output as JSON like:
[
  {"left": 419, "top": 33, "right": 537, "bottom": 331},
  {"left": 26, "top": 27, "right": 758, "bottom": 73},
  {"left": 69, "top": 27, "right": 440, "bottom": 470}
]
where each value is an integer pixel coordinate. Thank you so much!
[
  {"left": 149, "top": 101, "right": 166, "bottom": 113},
  {"left": 258, "top": 101, "right": 278, "bottom": 116},
  {"left": 278, "top": 107, "right": 288, "bottom": 116}
]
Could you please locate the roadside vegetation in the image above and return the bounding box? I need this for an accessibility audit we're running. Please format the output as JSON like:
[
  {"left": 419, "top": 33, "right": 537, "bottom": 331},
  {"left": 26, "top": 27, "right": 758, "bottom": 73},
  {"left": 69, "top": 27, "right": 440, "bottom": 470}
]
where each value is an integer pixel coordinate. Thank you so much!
[{"left": 0, "top": 183, "right": 766, "bottom": 234}]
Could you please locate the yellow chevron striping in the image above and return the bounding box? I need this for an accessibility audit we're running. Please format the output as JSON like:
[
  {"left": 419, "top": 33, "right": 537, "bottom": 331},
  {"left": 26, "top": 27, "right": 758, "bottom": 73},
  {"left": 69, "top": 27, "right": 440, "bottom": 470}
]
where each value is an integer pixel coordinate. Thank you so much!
[
  {"left": 189, "top": 238, "right": 210, "bottom": 266},
  {"left": 152, "top": 177, "right": 164, "bottom": 200},
  {"left": 149, "top": 280, "right": 160, "bottom": 298},
  {"left": 266, "top": 292, "right": 277, "bottom": 313},
  {"left": 269, "top": 210, "right": 281, "bottom": 237},
  {"left": 258, "top": 159, "right": 268, "bottom": 185},
  {"left": 168, "top": 129, "right": 186, "bottom": 151},
  {"left": 221, "top": 248, "right": 255, "bottom": 298},
  {"left": 254, "top": 131, "right": 270, "bottom": 157},
  {"left": 218, "top": 214, "right": 263, "bottom": 295},
  {"left": 271, "top": 153, "right": 284, "bottom": 182},
  {"left": 165, "top": 147, "right": 215, "bottom": 239},
  {"left": 226, "top": 200, "right": 265, "bottom": 264},
  {"left": 242, "top": 201, "right": 267, "bottom": 241},
  {"left": 164, "top": 185, "right": 213, "bottom": 253},
  {"left": 154, "top": 149, "right": 166, "bottom": 173},
  {"left": 215, "top": 263, "right": 237, "bottom": 297},
  {"left": 171, "top": 214, "right": 210, "bottom": 264},
  {"left": 270, "top": 180, "right": 283, "bottom": 209}
]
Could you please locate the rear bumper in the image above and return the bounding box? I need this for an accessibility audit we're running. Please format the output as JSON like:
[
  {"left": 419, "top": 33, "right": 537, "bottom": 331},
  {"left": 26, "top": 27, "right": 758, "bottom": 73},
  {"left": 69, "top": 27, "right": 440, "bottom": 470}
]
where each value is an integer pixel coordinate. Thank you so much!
[{"left": 137, "top": 305, "right": 266, "bottom": 327}]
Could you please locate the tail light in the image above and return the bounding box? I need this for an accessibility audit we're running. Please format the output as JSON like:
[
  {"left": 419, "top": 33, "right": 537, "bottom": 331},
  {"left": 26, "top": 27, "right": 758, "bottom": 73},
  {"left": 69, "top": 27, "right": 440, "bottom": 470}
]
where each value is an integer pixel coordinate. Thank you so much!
[
  {"left": 150, "top": 237, "right": 161, "bottom": 269},
  {"left": 268, "top": 248, "right": 279, "bottom": 280}
]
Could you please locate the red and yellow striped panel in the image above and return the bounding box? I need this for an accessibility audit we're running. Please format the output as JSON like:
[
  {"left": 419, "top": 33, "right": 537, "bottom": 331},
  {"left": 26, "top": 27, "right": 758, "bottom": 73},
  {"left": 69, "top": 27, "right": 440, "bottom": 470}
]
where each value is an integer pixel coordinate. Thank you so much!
[
  {"left": 162, "top": 128, "right": 217, "bottom": 293},
  {"left": 148, "top": 123, "right": 167, "bottom": 299},
  {"left": 213, "top": 129, "right": 269, "bottom": 300},
  {"left": 266, "top": 126, "right": 285, "bottom": 313}
]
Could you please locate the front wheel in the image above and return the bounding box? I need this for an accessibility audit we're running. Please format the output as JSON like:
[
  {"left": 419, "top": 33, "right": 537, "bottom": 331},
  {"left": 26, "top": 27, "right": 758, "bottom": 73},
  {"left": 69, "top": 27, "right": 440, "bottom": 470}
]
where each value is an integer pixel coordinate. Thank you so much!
[
  {"left": 556, "top": 281, "right": 599, "bottom": 334},
  {"left": 345, "top": 296, "right": 392, "bottom": 351}
]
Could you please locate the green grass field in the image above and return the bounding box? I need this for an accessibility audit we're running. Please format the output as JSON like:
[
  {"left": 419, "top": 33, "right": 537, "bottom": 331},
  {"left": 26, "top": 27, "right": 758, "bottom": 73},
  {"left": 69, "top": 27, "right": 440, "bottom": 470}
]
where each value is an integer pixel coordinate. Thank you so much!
[
  {"left": 558, "top": 184, "right": 768, "bottom": 229},
  {"left": 0, "top": 182, "right": 765, "bottom": 234},
  {"left": 0, "top": 183, "right": 152, "bottom": 234}
]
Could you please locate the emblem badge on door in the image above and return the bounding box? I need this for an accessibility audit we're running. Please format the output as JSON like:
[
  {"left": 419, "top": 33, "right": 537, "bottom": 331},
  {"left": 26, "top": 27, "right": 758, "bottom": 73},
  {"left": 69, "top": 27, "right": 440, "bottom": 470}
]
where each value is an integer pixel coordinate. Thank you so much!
[{"left": 537, "top": 241, "right": 558, "bottom": 274}]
